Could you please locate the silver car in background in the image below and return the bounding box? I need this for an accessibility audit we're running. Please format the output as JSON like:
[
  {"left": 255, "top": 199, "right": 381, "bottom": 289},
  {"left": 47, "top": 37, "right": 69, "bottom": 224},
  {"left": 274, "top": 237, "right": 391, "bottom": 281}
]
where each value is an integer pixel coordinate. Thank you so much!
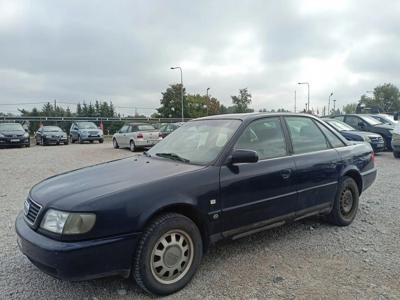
[{"left": 112, "top": 123, "right": 162, "bottom": 151}]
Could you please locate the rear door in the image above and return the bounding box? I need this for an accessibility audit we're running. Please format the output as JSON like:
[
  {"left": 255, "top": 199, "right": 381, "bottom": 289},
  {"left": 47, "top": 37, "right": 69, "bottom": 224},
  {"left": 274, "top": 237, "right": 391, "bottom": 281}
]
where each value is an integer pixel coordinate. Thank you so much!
[
  {"left": 117, "top": 125, "right": 129, "bottom": 147},
  {"left": 284, "top": 116, "right": 341, "bottom": 214},
  {"left": 220, "top": 117, "right": 298, "bottom": 235}
]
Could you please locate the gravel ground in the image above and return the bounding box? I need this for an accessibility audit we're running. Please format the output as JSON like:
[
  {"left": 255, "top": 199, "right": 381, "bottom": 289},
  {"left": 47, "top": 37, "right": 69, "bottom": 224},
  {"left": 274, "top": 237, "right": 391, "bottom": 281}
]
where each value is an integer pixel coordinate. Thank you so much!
[{"left": 0, "top": 144, "right": 399, "bottom": 300}]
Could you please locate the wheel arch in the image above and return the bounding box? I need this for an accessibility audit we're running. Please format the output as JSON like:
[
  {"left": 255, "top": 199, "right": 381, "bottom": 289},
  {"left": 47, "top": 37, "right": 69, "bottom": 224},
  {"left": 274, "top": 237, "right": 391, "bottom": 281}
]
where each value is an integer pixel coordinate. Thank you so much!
[
  {"left": 143, "top": 203, "right": 209, "bottom": 253},
  {"left": 341, "top": 168, "right": 363, "bottom": 195}
]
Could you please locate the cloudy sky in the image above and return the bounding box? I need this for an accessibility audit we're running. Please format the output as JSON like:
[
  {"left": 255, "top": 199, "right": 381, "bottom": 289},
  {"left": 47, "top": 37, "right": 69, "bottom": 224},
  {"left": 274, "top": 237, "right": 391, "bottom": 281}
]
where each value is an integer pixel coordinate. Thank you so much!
[{"left": 1, "top": 0, "right": 399, "bottom": 116}]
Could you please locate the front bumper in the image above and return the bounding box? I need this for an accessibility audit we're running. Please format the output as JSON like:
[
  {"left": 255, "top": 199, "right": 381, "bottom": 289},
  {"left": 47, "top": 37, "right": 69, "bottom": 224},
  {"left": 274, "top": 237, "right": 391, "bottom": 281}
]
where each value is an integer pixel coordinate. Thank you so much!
[
  {"left": 80, "top": 136, "right": 103, "bottom": 141},
  {"left": 370, "top": 142, "right": 385, "bottom": 152},
  {"left": 15, "top": 212, "right": 139, "bottom": 281},
  {"left": 0, "top": 137, "right": 30, "bottom": 146}
]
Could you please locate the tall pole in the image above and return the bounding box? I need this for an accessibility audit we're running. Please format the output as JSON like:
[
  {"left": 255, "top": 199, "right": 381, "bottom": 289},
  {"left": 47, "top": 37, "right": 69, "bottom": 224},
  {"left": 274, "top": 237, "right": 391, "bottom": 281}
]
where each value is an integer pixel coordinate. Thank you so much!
[
  {"left": 294, "top": 90, "right": 297, "bottom": 113},
  {"left": 170, "top": 66, "right": 184, "bottom": 122},
  {"left": 206, "top": 87, "right": 210, "bottom": 116},
  {"left": 298, "top": 82, "right": 310, "bottom": 113},
  {"left": 333, "top": 99, "right": 337, "bottom": 111},
  {"left": 328, "top": 92, "right": 333, "bottom": 116}
]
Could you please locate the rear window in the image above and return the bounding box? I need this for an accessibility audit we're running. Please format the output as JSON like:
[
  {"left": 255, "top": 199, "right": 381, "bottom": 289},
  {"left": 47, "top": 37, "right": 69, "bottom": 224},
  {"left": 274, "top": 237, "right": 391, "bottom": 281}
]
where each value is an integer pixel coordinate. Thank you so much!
[{"left": 137, "top": 125, "right": 155, "bottom": 131}]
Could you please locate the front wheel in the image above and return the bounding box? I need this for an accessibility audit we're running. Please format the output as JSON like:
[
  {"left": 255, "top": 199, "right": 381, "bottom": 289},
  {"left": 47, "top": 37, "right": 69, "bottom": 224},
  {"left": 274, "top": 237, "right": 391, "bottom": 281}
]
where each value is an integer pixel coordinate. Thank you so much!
[
  {"left": 133, "top": 213, "right": 203, "bottom": 296},
  {"left": 327, "top": 176, "right": 359, "bottom": 226},
  {"left": 99, "top": 139, "right": 104, "bottom": 144},
  {"left": 78, "top": 135, "right": 83, "bottom": 144},
  {"left": 113, "top": 138, "right": 119, "bottom": 149}
]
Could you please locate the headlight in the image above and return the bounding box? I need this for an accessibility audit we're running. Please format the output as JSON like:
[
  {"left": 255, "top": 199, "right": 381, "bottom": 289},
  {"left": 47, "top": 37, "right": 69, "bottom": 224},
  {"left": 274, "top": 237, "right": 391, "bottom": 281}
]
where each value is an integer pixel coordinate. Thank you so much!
[
  {"left": 23, "top": 132, "right": 29, "bottom": 138},
  {"left": 364, "top": 136, "right": 371, "bottom": 142},
  {"left": 40, "top": 209, "right": 96, "bottom": 235}
]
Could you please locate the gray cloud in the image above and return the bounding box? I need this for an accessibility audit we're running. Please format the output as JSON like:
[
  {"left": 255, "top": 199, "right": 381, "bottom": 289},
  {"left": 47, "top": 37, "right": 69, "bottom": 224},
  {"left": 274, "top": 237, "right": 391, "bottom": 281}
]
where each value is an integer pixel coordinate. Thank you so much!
[{"left": 1, "top": 0, "right": 400, "bottom": 115}]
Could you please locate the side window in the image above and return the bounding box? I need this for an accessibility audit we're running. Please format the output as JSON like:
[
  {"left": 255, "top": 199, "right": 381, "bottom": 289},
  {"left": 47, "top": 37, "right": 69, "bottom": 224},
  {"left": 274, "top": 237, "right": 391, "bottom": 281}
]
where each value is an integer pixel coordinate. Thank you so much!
[
  {"left": 235, "top": 117, "right": 287, "bottom": 160},
  {"left": 285, "top": 117, "right": 329, "bottom": 154},
  {"left": 346, "top": 116, "right": 361, "bottom": 128},
  {"left": 120, "top": 125, "right": 128, "bottom": 133},
  {"left": 316, "top": 122, "right": 346, "bottom": 148}
]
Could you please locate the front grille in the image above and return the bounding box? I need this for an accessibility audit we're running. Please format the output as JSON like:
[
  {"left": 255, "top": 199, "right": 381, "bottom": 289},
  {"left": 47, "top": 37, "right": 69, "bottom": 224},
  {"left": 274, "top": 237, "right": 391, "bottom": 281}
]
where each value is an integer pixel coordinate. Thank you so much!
[
  {"left": 369, "top": 136, "right": 384, "bottom": 143},
  {"left": 24, "top": 198, "right": 42, "bottom": 225},
  {"left": 5, "top": 134, "right": 23, "bottom": 138}
]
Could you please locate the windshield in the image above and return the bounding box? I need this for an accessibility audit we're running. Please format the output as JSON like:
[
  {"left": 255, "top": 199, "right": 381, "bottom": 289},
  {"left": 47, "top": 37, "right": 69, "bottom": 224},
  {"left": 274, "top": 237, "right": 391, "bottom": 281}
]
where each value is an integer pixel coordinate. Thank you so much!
[
  {"left": 326, "top": 120, "right": 355, "bottom": 131},
  {"left": 147, "top": 119, "right": 241, "bottom": 165},
  {"left": 0, "top": 123, "right": 24, "bottom": 131},
  {"left": 361, "top": 115, "right": 382, "bottom": 126},
  {"left": 371, "top": 115, "right": 395, "bottom": 125},
  {"left": 43, "top": 126, "right": 62, "bottom": 132},
  {"left": 77, "top": 122, "right": 98, "bottom": 129}
]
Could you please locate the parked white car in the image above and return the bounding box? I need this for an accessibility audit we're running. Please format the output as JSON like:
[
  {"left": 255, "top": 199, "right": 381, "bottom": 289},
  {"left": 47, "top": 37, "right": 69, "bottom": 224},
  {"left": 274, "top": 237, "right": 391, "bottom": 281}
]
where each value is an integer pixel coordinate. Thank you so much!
[{"left": 112, "top": 123, "right": 162, "bottom": 151}]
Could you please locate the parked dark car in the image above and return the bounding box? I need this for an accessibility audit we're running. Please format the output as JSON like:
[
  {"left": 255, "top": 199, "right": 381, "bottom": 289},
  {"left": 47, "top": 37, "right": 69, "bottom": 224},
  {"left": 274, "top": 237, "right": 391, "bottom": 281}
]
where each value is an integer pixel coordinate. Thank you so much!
[
  {"left": 69, "top": 121, "right": 104, "bottom": 144},
  {"left": 159, "top": 122, "right": 183, "bottom": 138},
  {"left": 333, "top": 114, "right": 394, "bottom": 150},
  {"left": 35, "top": 126, "right": 68, "bottom": 146},
  {"left": 323, "top": 118, "right": 385, "bottom": 152},
  {"left": 0, "top": 123, "right": 30, "bottom": 147},
  {"left": 16, "top": 113, "right": 377, "bottom": 296}
]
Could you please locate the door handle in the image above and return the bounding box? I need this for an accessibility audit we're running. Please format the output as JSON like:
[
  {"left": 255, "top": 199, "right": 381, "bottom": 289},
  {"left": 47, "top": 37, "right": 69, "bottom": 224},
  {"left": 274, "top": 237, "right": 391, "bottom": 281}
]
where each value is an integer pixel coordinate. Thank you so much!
[{"left": 280, "top": 169, "right": 292, "bottom": 179}]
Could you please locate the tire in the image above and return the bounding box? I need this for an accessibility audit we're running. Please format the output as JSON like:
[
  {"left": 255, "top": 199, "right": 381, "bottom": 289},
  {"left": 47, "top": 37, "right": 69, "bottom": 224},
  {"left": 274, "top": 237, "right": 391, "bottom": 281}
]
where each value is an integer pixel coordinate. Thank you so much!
[
  {"left": 327, "top": 176, "right": 359, "bottom": 226},
  {"left": 26, "top": 143, "right": 30, "bottom": 148},
  {"left": 64, "top": 140, "right": 69, "bottom": 145},
  {"left": 69, "top": 135, "right": 74, "bottom": 144},
  {"left": 130, "top": 140, "right": 136, "bottom": 152},
  {"left": 133, "top": 213, "right": 203, "bottom": 296},
  {"left": 99, "top": 139, "right": 104, "bottom": 144},
  {"left": 394, "top": 151, "right": 400, "bottom": 158},
  {"left": 36, "top": 139, "right": 40, "bottom": 146},
  {"left": 41, "top": 137, "right": 46, "bottom": 146},
  {"left": 113, "top": 138, "right": 119, "bottom": 149},
  {"left": 78, "top": 135, "right": 83, "bottom": 144}
]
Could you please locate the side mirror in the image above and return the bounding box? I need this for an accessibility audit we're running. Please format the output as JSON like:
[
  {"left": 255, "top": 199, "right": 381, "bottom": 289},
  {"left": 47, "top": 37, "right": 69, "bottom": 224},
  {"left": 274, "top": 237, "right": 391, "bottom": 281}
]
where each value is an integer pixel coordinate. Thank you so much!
[
  {"left": 230, "top": 149, "right": 259, "bottom": 164},
  {"left": 394, "top": 112, "right": 399, "bottom": 121}
]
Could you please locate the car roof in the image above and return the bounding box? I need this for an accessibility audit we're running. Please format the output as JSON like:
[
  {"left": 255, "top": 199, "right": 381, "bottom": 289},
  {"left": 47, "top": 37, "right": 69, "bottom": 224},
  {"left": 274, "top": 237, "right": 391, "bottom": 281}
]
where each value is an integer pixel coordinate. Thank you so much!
[
  {"left": 195, "top": 112, "right": 314, "bottom": 122},
  {"left": 128, "top": 123, "right": 154, "bottom": 126}
]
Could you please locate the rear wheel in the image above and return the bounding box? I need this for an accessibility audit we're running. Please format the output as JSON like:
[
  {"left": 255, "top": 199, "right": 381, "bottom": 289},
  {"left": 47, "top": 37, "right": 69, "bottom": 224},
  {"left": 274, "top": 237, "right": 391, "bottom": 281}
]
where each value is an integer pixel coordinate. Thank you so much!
[
  {"left": 113, "top": 138, "right": 119, "bottom": 149},
  {"left": 133, "top": 213, "right": 203, "bottom": 296},
  {"left": 327, "top": 176, "right": 359, "bottom": 226},
  {"left": 130, "top": 140, "right": 136, "bottom": 152}
]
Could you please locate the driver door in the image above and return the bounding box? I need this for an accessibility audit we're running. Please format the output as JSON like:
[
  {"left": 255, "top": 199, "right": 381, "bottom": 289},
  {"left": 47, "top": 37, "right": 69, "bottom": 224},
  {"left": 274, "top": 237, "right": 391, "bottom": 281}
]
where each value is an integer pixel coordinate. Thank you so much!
[{"left": 219, "top": 117, "right": 298, "bottom": 236}]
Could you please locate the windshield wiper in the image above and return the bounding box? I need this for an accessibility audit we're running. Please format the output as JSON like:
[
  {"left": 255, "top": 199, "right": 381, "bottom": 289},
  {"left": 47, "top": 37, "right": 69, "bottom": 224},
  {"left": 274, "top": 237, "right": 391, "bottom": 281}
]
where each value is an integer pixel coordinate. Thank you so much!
[{"left": 155, "top": 152, "right": 190, "bottom": 163}]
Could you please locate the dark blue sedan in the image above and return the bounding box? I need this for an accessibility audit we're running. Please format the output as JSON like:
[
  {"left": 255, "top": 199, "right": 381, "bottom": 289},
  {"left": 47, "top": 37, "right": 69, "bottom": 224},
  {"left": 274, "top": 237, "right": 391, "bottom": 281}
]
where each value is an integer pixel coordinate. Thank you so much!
[
  {"left": 323, "top": 118, "right": 385, "bottom": 152},
  {"left": 16, "top": 113, "right": 377, "bottom": 296}
]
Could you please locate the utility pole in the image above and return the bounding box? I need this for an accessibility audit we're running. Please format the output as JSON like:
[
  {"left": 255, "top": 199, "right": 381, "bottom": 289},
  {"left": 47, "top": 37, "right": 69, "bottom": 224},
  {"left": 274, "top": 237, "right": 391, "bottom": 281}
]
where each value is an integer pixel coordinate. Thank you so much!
[
  {"left": 206, "top": 87, "right": 210, "bottom": 116},
  {"left": 294, "top": 90, "right": 297, "bottom": 113},
  {"left": 298, "top": 82, "right": 310, "bottom": 113},
  {"left": 333, "top": 99, "right": 337, "bottom": 112},
  {"left": 170, "top": 66, "right": 184, "bottom": 122},
  {"left": 328, "top": 92, "right": 333, "bottom": 116}
]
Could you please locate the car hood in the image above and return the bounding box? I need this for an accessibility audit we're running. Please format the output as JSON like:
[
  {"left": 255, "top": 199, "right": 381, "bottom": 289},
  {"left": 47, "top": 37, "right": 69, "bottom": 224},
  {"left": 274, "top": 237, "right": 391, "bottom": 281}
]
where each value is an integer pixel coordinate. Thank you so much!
[
  {"left": 0, "top": 130, "right": 25, "bottom": 136},
  {"left": 30, "top": 155, "right": 203, "bottom": 210}
]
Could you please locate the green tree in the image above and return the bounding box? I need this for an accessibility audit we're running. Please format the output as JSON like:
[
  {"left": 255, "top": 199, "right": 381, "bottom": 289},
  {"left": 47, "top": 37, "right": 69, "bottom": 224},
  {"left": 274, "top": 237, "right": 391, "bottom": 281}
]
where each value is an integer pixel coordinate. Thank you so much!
[
  {"left": 231, "top": 88, "right": 253, "bottom": 113},
  {"left": 156, "top": 84, "right": 188, "bottom": 118},
  {"left": 342, "top": 103, "right": 357, "bottom": 114}
]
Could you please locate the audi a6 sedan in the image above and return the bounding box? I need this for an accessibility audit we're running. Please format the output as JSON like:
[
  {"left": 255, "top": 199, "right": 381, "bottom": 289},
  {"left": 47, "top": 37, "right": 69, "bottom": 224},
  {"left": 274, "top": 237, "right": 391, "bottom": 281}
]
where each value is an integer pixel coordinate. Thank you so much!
[{"left": 16, "top": 113, "right": 377, "bottom": 296}]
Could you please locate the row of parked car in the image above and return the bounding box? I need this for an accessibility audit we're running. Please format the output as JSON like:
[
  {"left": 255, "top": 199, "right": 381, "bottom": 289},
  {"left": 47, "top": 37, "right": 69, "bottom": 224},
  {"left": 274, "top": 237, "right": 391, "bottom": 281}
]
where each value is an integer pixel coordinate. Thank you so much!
[
  {"left": 0, "top": 120, "right": 183, "bottom": 149},
  {"left": 322, "top": 113, "right": 400, "bottom": 158}
]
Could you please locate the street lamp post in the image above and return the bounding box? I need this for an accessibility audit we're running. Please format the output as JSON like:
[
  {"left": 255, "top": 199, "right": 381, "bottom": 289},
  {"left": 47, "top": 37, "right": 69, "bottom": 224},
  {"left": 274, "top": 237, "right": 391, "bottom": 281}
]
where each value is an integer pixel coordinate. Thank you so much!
[
  {"left": 294, "top": 90, "right": 297, "bottom": 113},
  {"left": 333, "top": 99, "right": 337, "bottom": 112},
  {"left": 206, "top": 87, "right": 210, "bottom": 116},
  {"left": 298, "top": 82, "right": 310, "bottom": 113},
  {"left": 170, "top": 66, "right": 184, "bottom": 122},
  {"left": 328, "top": 92, "right": 333, "bottom": 116}
]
